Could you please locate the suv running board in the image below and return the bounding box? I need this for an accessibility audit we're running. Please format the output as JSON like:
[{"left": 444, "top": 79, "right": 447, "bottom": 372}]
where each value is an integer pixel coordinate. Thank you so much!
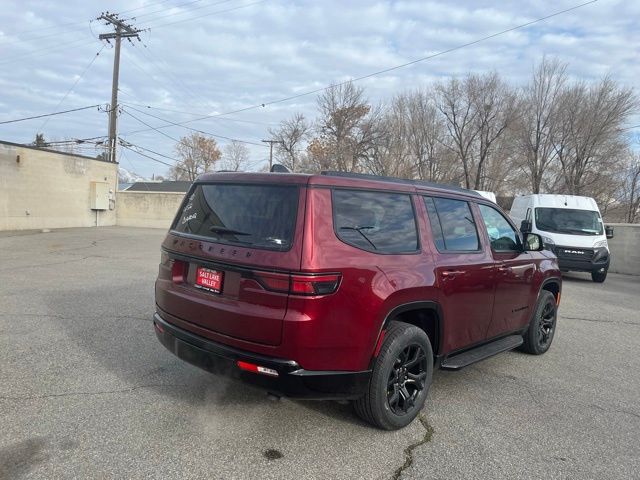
[{"left": 440, "top": 335, "right": 523, "bottom": 370}]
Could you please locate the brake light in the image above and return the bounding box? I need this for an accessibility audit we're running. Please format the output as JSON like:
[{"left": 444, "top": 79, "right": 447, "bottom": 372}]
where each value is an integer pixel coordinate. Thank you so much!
[
  {"left": 171, "top": 260, "right": 186, "bottom": 283},
  {"left": 237, "top": 360, "right": 279, "bottom": 377},
  {"left": 253, "top": 272, "right": 341, "bottom": 296}
]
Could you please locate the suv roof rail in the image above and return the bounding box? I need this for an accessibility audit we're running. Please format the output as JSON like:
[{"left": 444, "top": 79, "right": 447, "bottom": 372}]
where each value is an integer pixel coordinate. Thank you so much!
[{"left": 320, "top": 171, "right": 480, "bottom": 196}]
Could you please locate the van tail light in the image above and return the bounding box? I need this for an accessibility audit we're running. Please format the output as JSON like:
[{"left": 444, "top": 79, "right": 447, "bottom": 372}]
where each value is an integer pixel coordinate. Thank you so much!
[
  {"left": 171, "top": 260, "right": 187, "bottom": 283},
  {"left": 253, "top": 272, "right": 341, "bottom": 296}
]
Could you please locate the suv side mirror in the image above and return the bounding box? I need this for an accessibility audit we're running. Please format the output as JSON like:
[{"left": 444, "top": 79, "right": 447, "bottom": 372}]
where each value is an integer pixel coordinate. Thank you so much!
[
  {"left": 605, "top": 225, "right": 614, "bottom": 239},
  {"left": 520, "top": 219, "right": 532, "bottom": 233},
  {"left": 524, "top": 233, "right": 543, "bottom": 252}
]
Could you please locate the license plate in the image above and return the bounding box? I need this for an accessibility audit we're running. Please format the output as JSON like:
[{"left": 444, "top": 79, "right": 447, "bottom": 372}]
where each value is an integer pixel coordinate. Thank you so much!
[{"left": 195, "top": 267, "right": 223, "bottom": 293}]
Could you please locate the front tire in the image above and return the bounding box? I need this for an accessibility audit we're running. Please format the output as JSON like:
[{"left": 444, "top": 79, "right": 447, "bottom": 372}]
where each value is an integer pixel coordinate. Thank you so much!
[
  {"left": 591, "top": 269, "right": 607, "bottom": 283},
  {"left": 354, "top": 321, "right": 433, "bottom": 430},
  {"left": 520, "top": 290, "right": 557, "bottom": 355}
]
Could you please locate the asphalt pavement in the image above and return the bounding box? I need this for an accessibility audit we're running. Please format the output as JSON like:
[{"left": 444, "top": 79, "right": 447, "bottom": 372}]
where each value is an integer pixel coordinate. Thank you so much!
[{"left": 0, "top": 227, "right": 638, "bottom": 479}]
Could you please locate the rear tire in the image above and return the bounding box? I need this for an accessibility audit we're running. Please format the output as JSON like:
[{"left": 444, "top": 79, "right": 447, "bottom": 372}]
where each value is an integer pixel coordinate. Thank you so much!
[
  {"left": 520, "top": 290, "right": 557, "bottom": 355},
  {"left": 354, "top": 321, "right": 433, "bottom": 430},
  {"left": 591, "top": 269, "right": 607, "bottom": 283}
]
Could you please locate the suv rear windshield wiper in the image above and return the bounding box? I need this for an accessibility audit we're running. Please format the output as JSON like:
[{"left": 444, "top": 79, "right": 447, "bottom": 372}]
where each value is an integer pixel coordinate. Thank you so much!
[
  {"left": 340, "top": 226, "right": 377, "bottom": 250},
  {"left": 209, "top": 226, "right": 251, "bottom": 236}
]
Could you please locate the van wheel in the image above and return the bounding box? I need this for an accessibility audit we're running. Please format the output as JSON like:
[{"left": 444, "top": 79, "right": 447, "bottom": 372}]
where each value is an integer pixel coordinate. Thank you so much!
[
  {"left": 520, "top": 291, "right": 557, "bottom": 355},
  {"left": 354, "top": 321, "right": 433, "bottom": 430},
  {"left": 591, "top": 269, "right": 607, "bottom": 283}
]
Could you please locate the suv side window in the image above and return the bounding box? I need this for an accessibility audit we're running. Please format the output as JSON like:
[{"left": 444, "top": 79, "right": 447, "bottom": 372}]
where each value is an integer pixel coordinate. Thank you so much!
[
  {"left": 423, "top": 197, "right": 480, "bottom": 252},
  {"left": 478, "top": 204, "right": 521, "bottom": 252},
  {"left": 333, "top": 189, "right": 418, "bottom": 253}
]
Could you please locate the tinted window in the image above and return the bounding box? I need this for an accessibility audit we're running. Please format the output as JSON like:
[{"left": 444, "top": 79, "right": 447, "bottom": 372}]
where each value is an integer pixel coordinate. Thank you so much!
[
  {"left": 423, "top": 197, "right": 479, "bottom": 251},
  {"left": 333, "top": 190, "right": 418, "bottom": 253},
  {"left": 478, "top": 204, "right": 521, "bottom": 251},
  {"left": 172, "top": 183, "right": 298, "bottom": 251}
]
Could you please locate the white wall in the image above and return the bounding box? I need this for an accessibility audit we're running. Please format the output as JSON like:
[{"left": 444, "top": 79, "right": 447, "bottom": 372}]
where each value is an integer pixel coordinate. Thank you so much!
[
  {"left": 607, "top": 223, "right": 640, "bottom": 276},
  {"left": 0, "top": 142, "right": 118, "bottom": 231},
  {"left": 115, "top": 191, "right": 185, "bottom": 229}
]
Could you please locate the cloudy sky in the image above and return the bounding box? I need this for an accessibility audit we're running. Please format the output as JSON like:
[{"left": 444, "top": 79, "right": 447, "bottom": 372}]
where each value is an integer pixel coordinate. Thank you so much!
[{"left": 1, "top": 0, "right": 638, "bottom": 177}]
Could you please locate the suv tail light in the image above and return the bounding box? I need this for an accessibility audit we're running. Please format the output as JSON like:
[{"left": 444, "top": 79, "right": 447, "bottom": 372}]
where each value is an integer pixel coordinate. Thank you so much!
[
  {"left": 254, "top": 272, "right": 341, "bottom": 296},
  {"left": 171, "top": 260, "right": 187, "bottom": 283}
]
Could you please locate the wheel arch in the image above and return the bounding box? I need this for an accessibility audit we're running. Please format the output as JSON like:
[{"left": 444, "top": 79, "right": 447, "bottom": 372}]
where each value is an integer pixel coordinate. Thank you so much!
[
  {"left": 374, "top": 301, "right": 443, "bottom": 360},
  {"left": 540, "top": 277, "right": 561, "bottom": 304}
]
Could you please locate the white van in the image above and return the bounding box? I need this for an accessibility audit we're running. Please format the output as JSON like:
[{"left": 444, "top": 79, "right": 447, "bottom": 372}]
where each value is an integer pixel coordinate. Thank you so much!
[
  {"left": 510, "top": 194, "right": 612, "bottom": 283},
  {"left": 474, "top": 190, "right": 497, "bottom": 203}
]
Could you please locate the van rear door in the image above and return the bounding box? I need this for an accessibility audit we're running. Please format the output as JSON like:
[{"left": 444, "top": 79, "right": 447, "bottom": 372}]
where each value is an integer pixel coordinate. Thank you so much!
[{"left": 156, "top": 180, "right": 306, "bottom": 346}]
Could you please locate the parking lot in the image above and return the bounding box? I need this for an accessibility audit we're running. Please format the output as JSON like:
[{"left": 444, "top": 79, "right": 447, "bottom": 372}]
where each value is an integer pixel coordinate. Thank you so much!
[{"left": 1, "top": 226, "right": 638, "bottom": 479}]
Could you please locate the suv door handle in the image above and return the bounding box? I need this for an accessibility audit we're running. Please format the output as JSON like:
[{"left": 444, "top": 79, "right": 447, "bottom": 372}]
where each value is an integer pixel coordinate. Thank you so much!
[
  {"left": 497, "top": 265, "right": 511, "bottom": 272},
  {"left": 441, "top": 270, "right": 464, "bottom": 277}
]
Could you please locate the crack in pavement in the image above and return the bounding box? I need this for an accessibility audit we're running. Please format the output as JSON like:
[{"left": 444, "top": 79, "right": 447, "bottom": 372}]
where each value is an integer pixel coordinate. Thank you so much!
[
  {"left": 561, "top": 315, "right": 638, "bottom": 326},
  {"left": 0, "top": 383, "right": 186, "bottom": 401},
  {"left": 391, "top": 415, "right": 434, "bottom": 480}
]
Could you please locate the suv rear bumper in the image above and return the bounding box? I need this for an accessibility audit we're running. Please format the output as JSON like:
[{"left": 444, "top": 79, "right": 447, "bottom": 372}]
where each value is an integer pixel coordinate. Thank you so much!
[{"left": 153, "top": 313, "right": 370, "bottom": 400}]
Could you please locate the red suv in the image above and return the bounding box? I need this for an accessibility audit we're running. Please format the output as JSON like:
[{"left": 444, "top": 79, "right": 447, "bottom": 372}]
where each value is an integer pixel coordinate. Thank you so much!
[{"left": 154, "top": 171, "right": 561, "bottom": 429}]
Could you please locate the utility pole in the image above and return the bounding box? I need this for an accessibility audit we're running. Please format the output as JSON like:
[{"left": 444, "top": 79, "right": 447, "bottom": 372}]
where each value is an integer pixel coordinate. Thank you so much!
[
  {"left": 261, "top": 139, "right": 282, "bottom": 171},
  {"left": 98, "top": 12, "right": 142, "bottom": 163}
]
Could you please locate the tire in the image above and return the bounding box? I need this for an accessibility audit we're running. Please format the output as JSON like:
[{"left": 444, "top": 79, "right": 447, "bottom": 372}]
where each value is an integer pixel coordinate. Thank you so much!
[
  {"left": 591, "top": 269, "right": 607, "bottom": 283},
  {"left": 354, "top": 321, "right": 433, "bottom": 430},
  {"left": 520, "top": 290, "right": 557, "bottom": 355}
]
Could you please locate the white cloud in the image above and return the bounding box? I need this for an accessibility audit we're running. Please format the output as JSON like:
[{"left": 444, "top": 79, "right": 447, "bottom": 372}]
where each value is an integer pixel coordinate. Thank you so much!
[{"left": 0, "top": 0, "right": 637, "bottom": 176}]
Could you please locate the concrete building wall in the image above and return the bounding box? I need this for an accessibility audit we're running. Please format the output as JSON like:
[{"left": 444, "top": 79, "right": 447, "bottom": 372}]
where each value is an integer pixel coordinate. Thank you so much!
[
  {"left": 116, "top": 191, "right": 184, "bottom": 229},
  {"left": 0, "top": 142, "right": 118, "bottom": 231},
  {"left": 607, "top": 223, "right": 640, "bottom": 276}
]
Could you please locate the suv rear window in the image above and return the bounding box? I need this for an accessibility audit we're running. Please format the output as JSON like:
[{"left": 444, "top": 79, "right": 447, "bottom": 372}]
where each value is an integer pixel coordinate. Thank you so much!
[
  {"left": 332, "top": 189, "right": 418, "bottom": 253},
  {"left": 172, "top": 183, "right": 298, "bottom": 251}
]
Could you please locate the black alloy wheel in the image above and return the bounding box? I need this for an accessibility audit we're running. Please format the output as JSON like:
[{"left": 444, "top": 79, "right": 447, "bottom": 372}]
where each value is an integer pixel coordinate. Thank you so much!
[
  {"left": 537, "top": 301, "right": 556, "bottom": 350},
  {"left": 520, "top": 290, "right": 557, "bottom": 355},
  {"left": 387, "top": 344, "right": 428, "bottom": 415},
  {"left": 354, "top": 320, "right": 433, "bottom": 430}
]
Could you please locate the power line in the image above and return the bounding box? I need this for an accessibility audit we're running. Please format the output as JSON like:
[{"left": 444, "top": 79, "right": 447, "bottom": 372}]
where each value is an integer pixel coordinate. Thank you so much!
[
  {"left": 120, "top": 102, "right": 274, "bottom": 126},
  {"left": 122, "top": 105, "right": 268, "bottom": 146},
  {"left": 141, "top": 0, "right": 267, "bottom": 29},
  {"left": 127, "top": 0, "right": 221, "bottom": 21},
  {"left": 127, "top": 0, "right": 599, "bottom": 135},
  {"left": 0, "top": 105, "right": 103, "bottom": 125},
  {"left": 0, "top": 37, "right": 94, "bottom": 66},
  {"left": 39, "top": 45, "right": 106, "bottom": 131},
  {"left": 121, "top": 109, "right": 182, "bottom": 142},
  {"left": 120, "top": 139, "right": 177, "bottom": 162},
  {"left": 120, "top": 142, "right": 177, "bottom": 169},
  {"left": 117, "top": 0, "right": 193, "bottom": 16}
]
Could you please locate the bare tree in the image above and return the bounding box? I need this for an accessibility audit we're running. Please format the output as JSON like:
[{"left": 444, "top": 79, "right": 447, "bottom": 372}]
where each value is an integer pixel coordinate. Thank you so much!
[
  {"left": 269, "top": 113, "right": 310, "bottom": 172},
  {"left": 435, "top": 77, "right": 479, "bottom": 188},
  {"left": 619, "top": 152, "right": 640, "bottom": 223},
  {"left": 553, "top": 77, "right": 637, "bottom": 195},
  {"left": 516, "top": 57, "right": 567, "bottom": 193},
  {"left": 169, "top": 133, "right": 221, "bottom": 181},
  {"left": 436, "top": 73, "right": 517, "bottom": 189},
  {"left": 469, "top": 72, "right": 518, "bottom": 190},
  {"left": 311, "top": 82, "right": 382, "bottom": 172},
  {"left": 220, "top": 140, "right": 249, "bottom": 171}
]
